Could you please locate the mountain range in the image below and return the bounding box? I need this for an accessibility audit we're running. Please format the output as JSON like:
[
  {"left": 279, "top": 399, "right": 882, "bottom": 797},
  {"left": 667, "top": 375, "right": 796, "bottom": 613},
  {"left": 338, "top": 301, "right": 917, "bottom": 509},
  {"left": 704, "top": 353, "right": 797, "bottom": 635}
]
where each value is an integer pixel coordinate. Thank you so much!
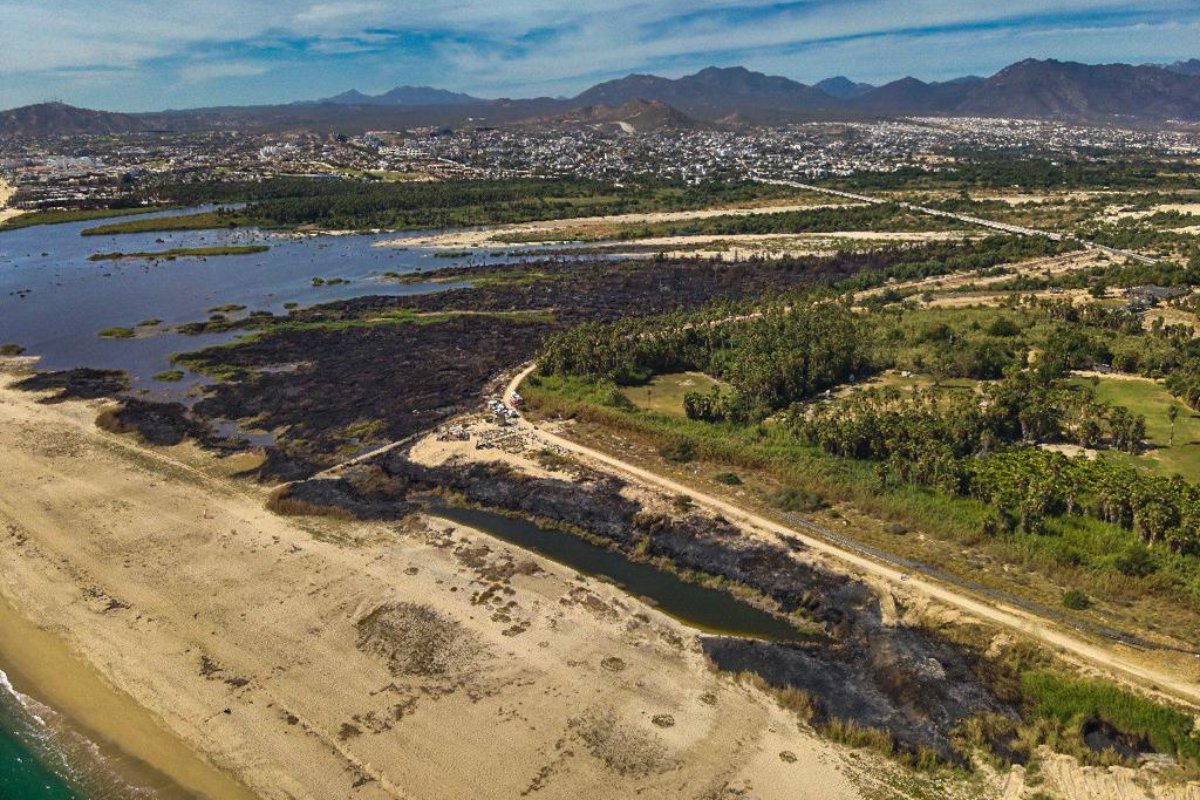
[
  {"left": 6, "top": 58, "right": 1200, "bottom": 138},
  {"left": 300, "top": 85, "right": 484, "bottom": 106},
  {"left": 813, "top": 76, "right": 876, "bottom": 99}
]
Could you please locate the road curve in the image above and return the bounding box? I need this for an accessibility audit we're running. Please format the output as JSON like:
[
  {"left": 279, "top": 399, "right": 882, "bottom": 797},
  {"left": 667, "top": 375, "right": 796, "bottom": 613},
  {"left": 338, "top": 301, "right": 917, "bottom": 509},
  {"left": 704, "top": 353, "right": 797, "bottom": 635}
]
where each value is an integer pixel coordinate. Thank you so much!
[{"left": 504, "top": 363, "right": 1200, "bottom": 707}]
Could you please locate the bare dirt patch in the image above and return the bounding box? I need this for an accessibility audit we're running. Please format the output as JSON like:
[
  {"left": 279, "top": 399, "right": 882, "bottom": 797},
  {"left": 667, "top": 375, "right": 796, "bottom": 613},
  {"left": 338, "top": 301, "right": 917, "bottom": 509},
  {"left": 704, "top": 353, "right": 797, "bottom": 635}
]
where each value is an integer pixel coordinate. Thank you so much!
[
  {"left": 356, "top": 602, "right": 487, "bottom": 678},
  {"left": 569, "top": 709, "right": 671, "bottom": 777}
]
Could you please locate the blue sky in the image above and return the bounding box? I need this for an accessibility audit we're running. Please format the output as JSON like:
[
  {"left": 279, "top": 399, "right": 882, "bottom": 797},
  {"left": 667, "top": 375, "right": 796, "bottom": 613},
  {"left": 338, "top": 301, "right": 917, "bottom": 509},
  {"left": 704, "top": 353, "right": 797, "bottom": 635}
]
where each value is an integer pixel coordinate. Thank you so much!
[{"left": 2, "top": 0, "right": 1199, "bottom": 111}]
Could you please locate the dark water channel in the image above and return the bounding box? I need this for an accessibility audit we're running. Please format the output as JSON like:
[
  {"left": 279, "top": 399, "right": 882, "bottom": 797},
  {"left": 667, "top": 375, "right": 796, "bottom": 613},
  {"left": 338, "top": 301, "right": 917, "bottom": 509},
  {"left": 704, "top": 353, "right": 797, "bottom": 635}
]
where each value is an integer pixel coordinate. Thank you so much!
[{"left": 430, "top": 503, "right": 803, "bottom": 642}]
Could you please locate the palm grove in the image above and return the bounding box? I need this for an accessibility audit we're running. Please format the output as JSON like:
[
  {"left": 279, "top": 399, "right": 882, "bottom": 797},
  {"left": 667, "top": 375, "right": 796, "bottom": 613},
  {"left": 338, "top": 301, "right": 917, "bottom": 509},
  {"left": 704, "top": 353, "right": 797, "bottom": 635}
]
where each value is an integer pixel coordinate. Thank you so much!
[{"left": 537, "top": 281, "right": 1200, "bottom": 587}]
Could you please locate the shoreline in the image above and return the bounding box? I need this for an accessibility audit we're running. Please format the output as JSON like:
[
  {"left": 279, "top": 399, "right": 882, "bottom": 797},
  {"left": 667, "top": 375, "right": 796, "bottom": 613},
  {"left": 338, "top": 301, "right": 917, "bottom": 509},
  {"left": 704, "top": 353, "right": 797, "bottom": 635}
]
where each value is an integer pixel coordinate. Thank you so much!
[
  {"left": 0, "top": 595, "right": 259, "bottom": 800},
  {"left": 0, "top": 364, "right": 861, "bottom": 799}
]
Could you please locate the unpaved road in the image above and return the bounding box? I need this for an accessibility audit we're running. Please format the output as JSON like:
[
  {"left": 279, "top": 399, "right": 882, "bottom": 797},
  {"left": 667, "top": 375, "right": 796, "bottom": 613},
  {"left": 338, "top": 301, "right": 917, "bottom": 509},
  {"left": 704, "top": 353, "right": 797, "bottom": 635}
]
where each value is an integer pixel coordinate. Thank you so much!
[
  {"left": 0, "top": 363, "right": 864, "bottom": 800},
  {"left": 503, "top": 364, "right": 1200, "bottom": 708},
  {"left": 377, "top": 199, "right": 855, "bottom": 250},
  {"left": 754, "top": 178, "right": 1159, "bottom": 265}
]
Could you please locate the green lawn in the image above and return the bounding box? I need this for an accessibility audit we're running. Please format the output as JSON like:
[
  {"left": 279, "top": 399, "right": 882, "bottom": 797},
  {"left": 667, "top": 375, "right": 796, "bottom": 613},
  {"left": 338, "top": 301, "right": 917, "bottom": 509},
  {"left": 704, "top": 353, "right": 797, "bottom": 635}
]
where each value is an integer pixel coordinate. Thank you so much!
[
  {"left": 1073, "top": 376, "right": 1200, "bottom": 482},
  {"left": 621, "top": 372, "right": 724, "bottom": 416}
]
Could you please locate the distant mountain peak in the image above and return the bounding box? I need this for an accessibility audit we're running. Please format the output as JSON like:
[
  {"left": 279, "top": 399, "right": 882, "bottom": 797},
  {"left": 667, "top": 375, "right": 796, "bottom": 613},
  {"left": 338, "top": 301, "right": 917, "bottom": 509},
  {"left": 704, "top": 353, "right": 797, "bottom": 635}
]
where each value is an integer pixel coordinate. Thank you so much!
[
  {"left": 814, "top": 76, "right": 875, "bottom": 99},
  {"left": 302, "top": 85, "right": 485, "bottom": 107},
  {"left": 571, "top": 65, "right": 831, "bottom": 118},
  {"left": 1168, "top": 59, "right": 1200, "bottom": 77}
]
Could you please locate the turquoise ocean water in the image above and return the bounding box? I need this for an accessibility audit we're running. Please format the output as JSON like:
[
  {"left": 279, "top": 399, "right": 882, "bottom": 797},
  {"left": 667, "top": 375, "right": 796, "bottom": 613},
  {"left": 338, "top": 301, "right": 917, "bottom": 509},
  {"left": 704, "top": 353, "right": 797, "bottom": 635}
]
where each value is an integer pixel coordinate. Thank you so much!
[{"left": 0, "top": 666, "right": 153, "bottom": 800}]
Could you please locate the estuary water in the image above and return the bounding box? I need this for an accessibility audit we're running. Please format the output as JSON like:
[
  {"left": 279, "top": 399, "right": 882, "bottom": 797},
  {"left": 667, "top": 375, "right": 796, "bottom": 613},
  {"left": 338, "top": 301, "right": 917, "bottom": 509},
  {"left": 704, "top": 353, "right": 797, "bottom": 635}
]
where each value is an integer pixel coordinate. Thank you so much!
[
  {"left": 0, "top": 210, "right": 775, "bottom": 800},
  {"left": 0, "top": 208, "right": 480, "bottom": 401},
  {"left": 0, "top": 210, "right": 490, "bottom": 800}
]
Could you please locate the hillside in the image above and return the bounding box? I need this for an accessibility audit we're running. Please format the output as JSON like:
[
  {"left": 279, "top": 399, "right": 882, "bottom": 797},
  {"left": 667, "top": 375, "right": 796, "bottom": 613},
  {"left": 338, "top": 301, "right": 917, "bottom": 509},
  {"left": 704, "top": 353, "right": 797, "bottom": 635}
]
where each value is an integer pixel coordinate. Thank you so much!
[
  {"left": 573, "top": 66, "right": 837, "bottom": 118},
  {"left": 305, "top": 85, "right": 485, "bottom": 106},
  {"left": 534, "top": 99, "right": 704, "bottom": 132},
  {"left": 957, "top": 59, "right": 1200, "bottom": 121},
  {"left": 0, "top": 102, "right": 146, "bottom": 137},
  {"left": 814, "top": 76, "right": 875, "bottom": 99},
  {"left": 849, "top": 76, "right": 980, "bottom": 114}
]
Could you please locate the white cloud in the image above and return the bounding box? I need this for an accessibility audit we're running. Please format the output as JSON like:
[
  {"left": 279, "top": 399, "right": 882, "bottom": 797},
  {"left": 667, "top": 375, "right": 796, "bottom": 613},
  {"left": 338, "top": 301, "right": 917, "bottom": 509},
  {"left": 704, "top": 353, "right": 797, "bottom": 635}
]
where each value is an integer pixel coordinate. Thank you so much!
[
  {"left": 1, "top": 0, "right": 1197, "bottom": 108},
  {"left": 179, "top": 60, "right": 274, "bottom": 82},
  {"left": 295, "top": 2, "right": 384, "bottom": 26}
]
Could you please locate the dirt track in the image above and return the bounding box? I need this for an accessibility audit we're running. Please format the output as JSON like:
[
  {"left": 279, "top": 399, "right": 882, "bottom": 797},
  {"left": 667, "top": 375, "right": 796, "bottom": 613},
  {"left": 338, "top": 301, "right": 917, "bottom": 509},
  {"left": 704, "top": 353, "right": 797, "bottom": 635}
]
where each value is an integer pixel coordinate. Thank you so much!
[
  {"left": 379, "top": 200, "right": 855, "bottom": 249},
  {"left": 501, "top": 365, "right": 1200, "bottom": 709},
  {"left": 0, "top": 361, "right": 864, "bottom": 800}
]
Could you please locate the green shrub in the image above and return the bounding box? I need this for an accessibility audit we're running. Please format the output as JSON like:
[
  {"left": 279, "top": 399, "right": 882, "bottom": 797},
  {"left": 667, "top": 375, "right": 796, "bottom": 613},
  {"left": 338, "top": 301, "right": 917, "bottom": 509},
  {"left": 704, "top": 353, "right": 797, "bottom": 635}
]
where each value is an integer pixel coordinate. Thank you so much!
[
  {"left": 152, "top": 370, "right": 185, "bottom": 382},
  {"left": 605, "top": 389, "right": 635, "bottom": 410},
  {"left": 1111, "top": 544, "right": 1158, "bottom": 578},
  {"left": 714, "top": 471, "right": 743, "bottom": 486},
  {"left": 0, "top": 344, "right": 25, "bottom": 356},
  {"left": 97, "top": 327, "right": 136, "bottom": 339},
  {"left": 1021, "top": 671, "right": 1200, "bottom": 765},
  {"left": 1061, "top": 589, "right": 1091, "bottom": 610},
  {"left": 986, "top": 317, "right": 1021, "bottom": 337},
  {"left": 771, "top": 487, "right": 826, "bottom": 513},
  {"left": 659, "top": 439, "right": 696, "bottom": 463}
]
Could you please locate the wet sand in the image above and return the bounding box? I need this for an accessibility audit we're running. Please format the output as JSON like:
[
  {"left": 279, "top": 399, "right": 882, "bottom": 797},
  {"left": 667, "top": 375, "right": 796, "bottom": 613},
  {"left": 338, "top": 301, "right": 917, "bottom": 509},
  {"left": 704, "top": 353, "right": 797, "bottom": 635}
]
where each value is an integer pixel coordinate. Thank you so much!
[
  {"left": 0, "top": 359, "right": 863, "bottom": 800},
  {"left": 0, "top": 598, "right": 258, "bottom": 799}
]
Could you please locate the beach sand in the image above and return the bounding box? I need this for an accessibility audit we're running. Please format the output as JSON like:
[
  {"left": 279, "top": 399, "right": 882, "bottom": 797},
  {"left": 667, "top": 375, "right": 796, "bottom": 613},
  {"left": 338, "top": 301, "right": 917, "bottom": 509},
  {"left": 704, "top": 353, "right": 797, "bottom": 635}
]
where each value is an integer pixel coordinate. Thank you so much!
[
  {"left": 0, "top": 359, "right": 863, "bottom": 800},
  {"left": 379, "top": 199, "right": 859, "bottom": 250},
  {"left": 0, "top": 597, "right": 258, "bottom": 799}
]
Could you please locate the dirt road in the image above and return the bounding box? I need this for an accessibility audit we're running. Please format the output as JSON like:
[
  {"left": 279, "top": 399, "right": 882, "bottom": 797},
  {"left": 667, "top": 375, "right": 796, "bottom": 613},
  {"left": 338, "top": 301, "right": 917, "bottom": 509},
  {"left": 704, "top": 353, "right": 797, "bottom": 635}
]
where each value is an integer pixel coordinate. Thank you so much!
[
  {"left": 0, "top": 362, "right": 863, "bottom": 800},
  {"left": 503, "top": 365, "right": 1200, "bottom": 708},
  {"left": 377, "top": 199, "right": 854, "bottom": 250}
]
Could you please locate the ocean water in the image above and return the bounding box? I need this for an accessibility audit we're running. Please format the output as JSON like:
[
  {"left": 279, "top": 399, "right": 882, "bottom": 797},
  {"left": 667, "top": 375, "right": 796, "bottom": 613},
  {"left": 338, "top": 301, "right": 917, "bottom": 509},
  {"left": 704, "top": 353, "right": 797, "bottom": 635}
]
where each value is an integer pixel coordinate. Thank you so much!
[
  {"left": 0, "top": 211, "right": 606, "bottom": 799},
  {"left": 1, "top": 668, "right": 92, "bottom": 800}
]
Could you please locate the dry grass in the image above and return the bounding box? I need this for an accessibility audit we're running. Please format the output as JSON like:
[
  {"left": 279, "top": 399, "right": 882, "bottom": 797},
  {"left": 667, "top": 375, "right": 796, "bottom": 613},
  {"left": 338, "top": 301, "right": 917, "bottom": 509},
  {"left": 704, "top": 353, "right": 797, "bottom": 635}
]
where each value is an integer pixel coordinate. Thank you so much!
[
  {"left": 568, "top": 709, "right": 671, "bottom": 777},
  {"left": 265, "top": 486, "right": 355, "bottom": 520},
  {"left": 355, "top": 602, "right": 485, "bottom": 678}
]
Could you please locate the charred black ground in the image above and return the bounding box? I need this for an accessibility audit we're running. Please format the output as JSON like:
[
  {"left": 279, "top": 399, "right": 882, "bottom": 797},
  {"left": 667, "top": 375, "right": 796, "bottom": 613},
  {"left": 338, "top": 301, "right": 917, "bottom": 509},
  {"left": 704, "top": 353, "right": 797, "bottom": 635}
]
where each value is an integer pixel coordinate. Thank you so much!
[{"left": 274, "top": 453, "right": 1015, "bottom": 763}]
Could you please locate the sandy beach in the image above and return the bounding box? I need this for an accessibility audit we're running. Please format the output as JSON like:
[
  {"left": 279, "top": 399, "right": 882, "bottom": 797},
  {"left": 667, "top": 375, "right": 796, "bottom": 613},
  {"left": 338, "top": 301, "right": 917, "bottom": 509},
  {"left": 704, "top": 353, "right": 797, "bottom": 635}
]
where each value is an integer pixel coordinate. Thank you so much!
[
  {"left": 379, "top": 199, "right": 859, "bottom": 250},
  {"left": 0, "top": 597, "right": 258, "bottom": 799},
  {"left": 0, "top": 359, "right": 864, "bottom": 800},
  {"left": 596, "top": 229, "right": 979, "bottom": 260}
]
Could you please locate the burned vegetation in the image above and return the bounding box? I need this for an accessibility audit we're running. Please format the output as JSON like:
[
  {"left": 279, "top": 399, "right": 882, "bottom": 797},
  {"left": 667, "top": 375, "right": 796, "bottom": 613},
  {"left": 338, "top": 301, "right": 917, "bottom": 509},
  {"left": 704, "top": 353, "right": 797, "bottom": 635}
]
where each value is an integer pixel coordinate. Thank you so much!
[
  {"left": 100, "top": 253, "right": 860, "bottom": 476},
  {"left": 276, "top": 452, "right": 1019, "bottom": 765},
  {"left": 16, "top": 239, "right": 1059, "bottom": 478}
]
